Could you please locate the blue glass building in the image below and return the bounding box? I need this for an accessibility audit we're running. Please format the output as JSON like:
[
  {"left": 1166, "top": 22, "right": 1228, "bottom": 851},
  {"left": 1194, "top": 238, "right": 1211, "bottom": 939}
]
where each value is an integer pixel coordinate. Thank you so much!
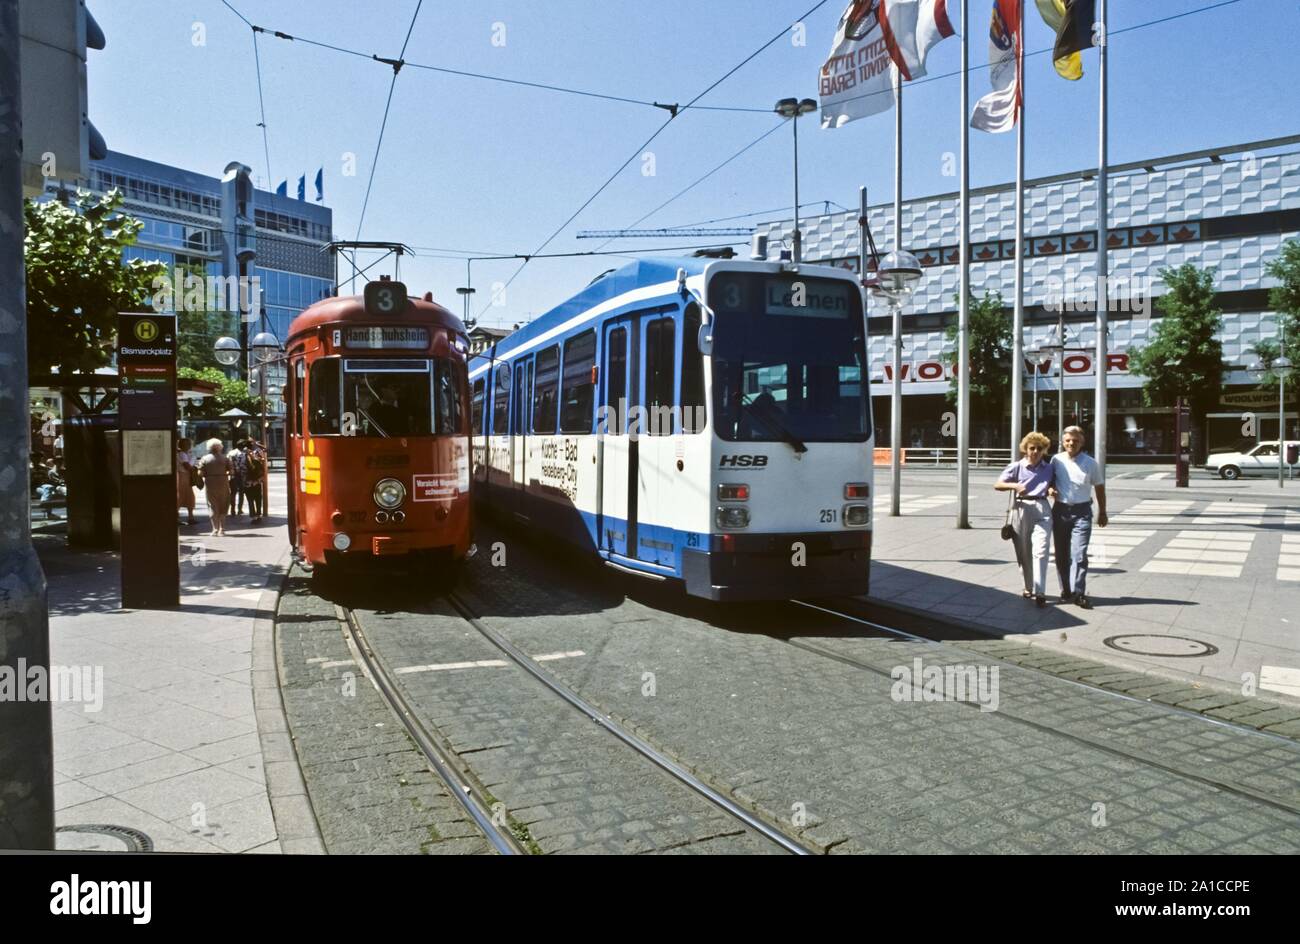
[{"left": 87, "top": 150, "right": 334, "bottom": 346}]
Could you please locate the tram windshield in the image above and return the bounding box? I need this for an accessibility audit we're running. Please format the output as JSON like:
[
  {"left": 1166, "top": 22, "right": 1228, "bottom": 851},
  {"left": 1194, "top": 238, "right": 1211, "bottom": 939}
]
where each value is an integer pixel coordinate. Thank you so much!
[{"left": 708, "top": 272, "right": 870, "bottom": 444}]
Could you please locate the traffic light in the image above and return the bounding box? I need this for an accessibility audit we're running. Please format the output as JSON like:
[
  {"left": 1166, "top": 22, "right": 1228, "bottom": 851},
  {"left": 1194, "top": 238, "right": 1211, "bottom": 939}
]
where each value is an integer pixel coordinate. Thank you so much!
[{"left": 19, "top": 0, "right": 106, "bottom": 196}]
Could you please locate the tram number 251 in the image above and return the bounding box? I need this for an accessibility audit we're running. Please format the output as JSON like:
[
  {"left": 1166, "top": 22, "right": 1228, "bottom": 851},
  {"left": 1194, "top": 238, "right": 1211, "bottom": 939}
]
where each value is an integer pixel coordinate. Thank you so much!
[{"left": 819, "top": 508, "right": 837, "bottom": 523}]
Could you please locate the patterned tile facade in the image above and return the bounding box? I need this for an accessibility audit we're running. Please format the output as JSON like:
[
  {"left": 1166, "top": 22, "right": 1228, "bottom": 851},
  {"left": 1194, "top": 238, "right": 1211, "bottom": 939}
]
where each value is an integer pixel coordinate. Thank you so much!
[{"left": 755, "top": 146, "right": 1300, "bottom": 390}]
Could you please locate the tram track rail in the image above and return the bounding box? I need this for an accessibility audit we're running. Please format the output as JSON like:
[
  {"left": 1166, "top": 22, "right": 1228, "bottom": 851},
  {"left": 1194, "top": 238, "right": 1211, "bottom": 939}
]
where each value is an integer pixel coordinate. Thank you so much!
[
  {"left": 336, "top": 604, "right": 527, "bottom": 856},
  {"left": 443, "top": 591, "right": 813, "bottom": 855},
  {"left": 787, "top": 600, "right": 1300, "bottom": 819}
]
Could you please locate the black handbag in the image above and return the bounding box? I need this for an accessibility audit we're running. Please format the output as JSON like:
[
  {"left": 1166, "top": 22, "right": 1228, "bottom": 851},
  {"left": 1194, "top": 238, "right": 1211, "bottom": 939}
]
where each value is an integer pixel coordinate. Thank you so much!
[{"left": 1000, "top": 489, "right": 1016, "bottom": 540}]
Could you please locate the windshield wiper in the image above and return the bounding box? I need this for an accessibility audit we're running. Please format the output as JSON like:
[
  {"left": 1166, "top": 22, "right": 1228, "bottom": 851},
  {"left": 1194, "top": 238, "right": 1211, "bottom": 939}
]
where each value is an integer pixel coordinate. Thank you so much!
[
  {"left": 357, "top": 407, "right": 389, "bottom": 437},
  {"left": 742, "top": 394, "right": 807, "bottom": 454}
]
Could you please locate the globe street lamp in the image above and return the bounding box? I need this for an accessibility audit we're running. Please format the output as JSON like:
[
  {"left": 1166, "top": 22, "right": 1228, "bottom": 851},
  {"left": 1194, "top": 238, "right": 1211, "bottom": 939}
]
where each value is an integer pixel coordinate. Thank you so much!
[
  {"left": 870, "top": 250, "right": 923, "bottom": 517},
  {"left": 774, "top": 97, "right": 817, "bottom": 263}
]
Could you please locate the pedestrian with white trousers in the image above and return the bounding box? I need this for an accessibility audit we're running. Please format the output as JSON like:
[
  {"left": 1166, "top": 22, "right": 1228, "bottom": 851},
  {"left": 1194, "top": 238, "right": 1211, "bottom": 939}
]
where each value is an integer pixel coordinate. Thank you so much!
[{"left": 996, "top": 431, "right": 1055, "bottom": 607}]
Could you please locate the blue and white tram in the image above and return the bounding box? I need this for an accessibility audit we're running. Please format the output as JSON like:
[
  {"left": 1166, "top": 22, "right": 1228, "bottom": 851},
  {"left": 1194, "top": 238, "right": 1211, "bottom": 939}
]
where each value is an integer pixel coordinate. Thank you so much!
[{"left": 468, "top": 257, "right": 874, "bottom": 601}]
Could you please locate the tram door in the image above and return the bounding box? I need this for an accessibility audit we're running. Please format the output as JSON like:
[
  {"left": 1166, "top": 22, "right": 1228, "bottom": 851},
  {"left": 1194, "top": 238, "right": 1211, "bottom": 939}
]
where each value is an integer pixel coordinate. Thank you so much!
[
  {"left": 637, "top": 314, "right": 676, "bottom": 568},
  {"left": 511, "top": 358, "right": 532, "bottom": 519},
  {"left": 597, "top": 320, "right": 632, "bottom": 557}
]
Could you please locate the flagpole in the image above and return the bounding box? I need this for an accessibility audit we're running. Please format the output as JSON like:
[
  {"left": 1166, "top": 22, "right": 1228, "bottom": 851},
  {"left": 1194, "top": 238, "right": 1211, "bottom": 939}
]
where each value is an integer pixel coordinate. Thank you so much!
[
  {"left": 1095, "top": 0, "right": 1109, "bottom": 473},
  {"left": 891, "top": 67, "right": 904, "bottom": 517},
  {"left": 1011, "top": 0, "right": 1025, "bottom": 454},
  {"left": 957, "top": 0, "right": 971, "bottom": 528}
]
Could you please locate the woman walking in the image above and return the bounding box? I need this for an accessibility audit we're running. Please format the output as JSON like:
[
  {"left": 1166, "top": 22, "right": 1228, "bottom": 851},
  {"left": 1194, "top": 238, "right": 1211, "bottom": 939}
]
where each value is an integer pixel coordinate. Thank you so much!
[
  {"left": 995, "top": 431, "right": 1055, "bottom": 607},
  {"left": 177, "top": 437, "right": 196, "bottom": 526},
  {"left": 197, "top": 438, "right": 233, "bottom": 536}
]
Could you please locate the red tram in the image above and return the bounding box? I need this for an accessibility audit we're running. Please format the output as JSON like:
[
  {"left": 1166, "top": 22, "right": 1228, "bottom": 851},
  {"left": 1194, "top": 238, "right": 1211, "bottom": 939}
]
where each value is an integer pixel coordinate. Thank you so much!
[{"left": 285, "top": 279, "right": 473, "bottom": 573}]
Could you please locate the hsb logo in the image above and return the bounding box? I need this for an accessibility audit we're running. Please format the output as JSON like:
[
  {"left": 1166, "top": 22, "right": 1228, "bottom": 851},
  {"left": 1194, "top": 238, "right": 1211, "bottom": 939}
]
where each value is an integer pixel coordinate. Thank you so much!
[{"left": 719, "top": 455, "right": 768, "bottom": 468}]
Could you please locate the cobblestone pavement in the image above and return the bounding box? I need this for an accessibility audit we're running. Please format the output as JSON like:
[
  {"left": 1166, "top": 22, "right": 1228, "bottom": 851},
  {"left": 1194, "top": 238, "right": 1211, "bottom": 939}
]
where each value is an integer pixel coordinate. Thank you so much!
[
  {"left": 449, "top": 518, "right": 1300, "bottom": 854},
  {"left": 331, "top": 587, "right": 783, "bottom": 855},
  {"left": 276, "top": 571, "right": 491, "bottom": 854}
]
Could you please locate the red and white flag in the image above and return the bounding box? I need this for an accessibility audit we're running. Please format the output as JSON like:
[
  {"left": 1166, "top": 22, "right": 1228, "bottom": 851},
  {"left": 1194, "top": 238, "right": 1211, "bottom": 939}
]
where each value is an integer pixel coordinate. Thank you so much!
[
  {"left": 971, "top": 0, "right": 1022, "bottom": 133},
  {"left": 819, "top": 0, "right": 958, "bottom": 127},
  {"left": 883, "top": 0, "right": 956, "bottom": 81},
  {"left": 819, "top": 1, "right": 899, "bottom": 126}
]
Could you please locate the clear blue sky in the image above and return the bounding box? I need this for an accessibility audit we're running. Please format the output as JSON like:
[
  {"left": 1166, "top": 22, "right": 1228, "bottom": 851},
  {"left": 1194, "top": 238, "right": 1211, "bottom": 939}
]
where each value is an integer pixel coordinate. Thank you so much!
[{"left": 88, "top": 0, "right": 1298, "bottom": 328}]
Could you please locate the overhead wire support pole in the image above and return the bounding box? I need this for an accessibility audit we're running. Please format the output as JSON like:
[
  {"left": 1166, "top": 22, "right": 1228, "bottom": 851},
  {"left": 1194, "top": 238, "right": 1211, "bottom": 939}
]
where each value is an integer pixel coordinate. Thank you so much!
[
  {"left": 957, "top": 0, "right": 972, "bottom": 528},
  {"left": 0, "top": 0, "right": 54, "bottom": 849},
  {"left": 1095, "top": 0, "right": 1110, "bottom": 474},
  {"left": 1011, "top": 0, "right": 1025, "bottom": 455},
  {"left": 891, "top": 67, "right": 903, "bottom": 518}
]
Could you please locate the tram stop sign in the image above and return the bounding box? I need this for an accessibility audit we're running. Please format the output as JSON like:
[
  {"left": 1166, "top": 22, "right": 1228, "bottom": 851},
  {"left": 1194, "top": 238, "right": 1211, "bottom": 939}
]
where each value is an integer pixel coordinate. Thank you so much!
[
  {"left": 118, "top": 313, "right": 180, "bottom": 608},
  {"left": 1174, "top": 397, "right": 1191, "bottom": 488}
]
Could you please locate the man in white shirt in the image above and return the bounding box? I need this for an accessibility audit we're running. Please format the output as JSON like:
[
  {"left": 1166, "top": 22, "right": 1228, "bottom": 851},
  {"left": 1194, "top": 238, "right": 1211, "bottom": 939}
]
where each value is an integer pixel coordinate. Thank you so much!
[{"left": 1049, "top": 426, "right": 1108, "bottom": 608}]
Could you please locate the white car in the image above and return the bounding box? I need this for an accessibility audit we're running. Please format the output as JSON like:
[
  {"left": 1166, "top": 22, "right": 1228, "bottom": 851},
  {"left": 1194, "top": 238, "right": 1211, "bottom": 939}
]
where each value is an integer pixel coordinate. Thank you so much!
[{"left": 1205, "top": 441, "right": 1300, "bottom": 480}]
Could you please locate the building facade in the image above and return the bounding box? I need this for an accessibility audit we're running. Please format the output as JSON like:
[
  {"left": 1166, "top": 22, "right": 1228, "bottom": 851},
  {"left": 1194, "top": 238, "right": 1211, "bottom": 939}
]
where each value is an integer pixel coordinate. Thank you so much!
[
  {"left": 77, "top": 151, "right": 335, "bottom": 452},
  {"left": 757, "top": 136, "right": 1300, "bottom": 459}
]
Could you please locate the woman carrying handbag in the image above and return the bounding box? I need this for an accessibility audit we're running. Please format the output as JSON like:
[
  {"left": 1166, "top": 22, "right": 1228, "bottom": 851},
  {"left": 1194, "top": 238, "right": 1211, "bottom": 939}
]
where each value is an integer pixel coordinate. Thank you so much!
[{"left": 994, "top": 431, "right": 1054, "bottom": 607}]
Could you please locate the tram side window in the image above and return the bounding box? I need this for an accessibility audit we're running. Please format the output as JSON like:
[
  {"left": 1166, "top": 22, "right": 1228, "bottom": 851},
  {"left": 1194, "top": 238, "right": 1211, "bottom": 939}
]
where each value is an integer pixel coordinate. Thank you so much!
[
  {"left": 604, "top": 327, "right": 627, "bottom": 436},
  {"left": 293, "top": 359, "right": 305, "bottom": 437},
  {"left": 308, "top": 359, "right": 341, "bottom": 434},
  {"left": 682, "top": 304, "right": 705, "bottom": 433},
  {"left": 533, "top": 345, "right": 560, "bottom": 434},
  {"left": 492, "top": 365, "right": 509, "bottom": 435},
  {"left": 645, "top": 318, "right": 676, "bottom": 436},
  {"left": 559, "top": 330, "right": 596, "bottom": 434},
  {"left": 471, "top": 378, "right": 485, "bottom": 435},
  {"left": 436, "top": 360, "right": 465, "bottom": 435}
]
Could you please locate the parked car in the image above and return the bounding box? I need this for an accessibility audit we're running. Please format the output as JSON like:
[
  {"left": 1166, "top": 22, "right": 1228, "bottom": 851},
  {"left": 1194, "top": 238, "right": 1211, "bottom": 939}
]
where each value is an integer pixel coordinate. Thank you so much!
[{"left": 1205, "top": 441, "right": 1300, "bottom": 479}]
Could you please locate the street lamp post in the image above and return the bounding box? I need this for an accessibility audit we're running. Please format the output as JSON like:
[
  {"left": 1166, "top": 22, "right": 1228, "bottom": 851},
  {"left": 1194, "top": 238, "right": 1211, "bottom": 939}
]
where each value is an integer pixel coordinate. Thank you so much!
[
  {"left": 774, "top": 97, "right": 817, "bottom": 263},
  {"left": 1275, "top": 352, "right": 1293, "bottom": 488},
  {"left": 870, "top": 251, "right": 923, "bottom": 516},
  {"left": 215, "top": 332, "right": 282, "bottom": 512},
  {"left": 1036, "top": 321, "right": 1068, "bottom": 448}
]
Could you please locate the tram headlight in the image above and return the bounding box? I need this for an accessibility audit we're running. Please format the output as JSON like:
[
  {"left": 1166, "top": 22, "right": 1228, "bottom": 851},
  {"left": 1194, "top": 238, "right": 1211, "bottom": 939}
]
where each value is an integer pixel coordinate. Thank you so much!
[
  {"left": 843, "top": 504, "right": 870, "bottom": 527},
  {"left": 715, "top": 506, "right": 750, "bottom": 530},
  {"left": 332, "top": 532, "right": 352, "bottom": 551},
  {"left": 373, "top": 478, "right": 406, "bottom": 509}
]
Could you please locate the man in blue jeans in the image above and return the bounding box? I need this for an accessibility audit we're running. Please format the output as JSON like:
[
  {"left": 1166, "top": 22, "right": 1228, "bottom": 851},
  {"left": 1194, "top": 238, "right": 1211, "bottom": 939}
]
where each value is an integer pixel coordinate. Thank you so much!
[{"left": 1049, "top": 426, "right": 1108, "bottom": 608}]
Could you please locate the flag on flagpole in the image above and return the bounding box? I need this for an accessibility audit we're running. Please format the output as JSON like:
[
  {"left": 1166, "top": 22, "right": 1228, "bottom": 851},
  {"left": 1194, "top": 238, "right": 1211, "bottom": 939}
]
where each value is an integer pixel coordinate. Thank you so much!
[
  {"left": 297, "top": 175, "right": 306, "bottom": 201},
  {"left": 882, "top": 0, "right": 956, "bottom": 80},
  {"left": 971, "top": 0, "right": 1022, "bottom": 133},
  {"left": 1049, "top": 0, "right": 1096, "bottom": 68},
  {"left": 1033, "top": 0, "right": 1083, "bottom": 79},
  {"left": 818, "top": 1, "right": 898, "bottom": 127},
  {"left": 314, "top": 168, "right": 324, "bottom": 202},
  {"left": 274, "top": 180, "right": 287, "bottom": 197}
]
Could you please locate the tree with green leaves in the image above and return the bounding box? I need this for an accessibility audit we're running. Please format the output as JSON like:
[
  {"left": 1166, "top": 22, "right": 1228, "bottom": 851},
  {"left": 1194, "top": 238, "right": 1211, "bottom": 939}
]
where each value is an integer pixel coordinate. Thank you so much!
[
  {"left": 1127, "top": 263, "right": 1225, "bottom": 463},
  {"left": 942, "top": 290, "right": 1012, "bottom": 443},
  {"left": 177, "top": 367, "right": 260, "bottom": 419},
  {"left": 24, "top": 190, "right": 166, "bottom": 376},
  {"left": 1252, "top": 238, "right": 1300, "bottom": 397}
]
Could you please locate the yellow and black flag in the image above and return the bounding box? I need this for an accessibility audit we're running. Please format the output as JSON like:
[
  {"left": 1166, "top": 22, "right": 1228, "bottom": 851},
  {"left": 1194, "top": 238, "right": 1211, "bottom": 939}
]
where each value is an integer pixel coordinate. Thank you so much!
[{"left": 1034, "top": 0, "right": 1095, "bottom": 80}]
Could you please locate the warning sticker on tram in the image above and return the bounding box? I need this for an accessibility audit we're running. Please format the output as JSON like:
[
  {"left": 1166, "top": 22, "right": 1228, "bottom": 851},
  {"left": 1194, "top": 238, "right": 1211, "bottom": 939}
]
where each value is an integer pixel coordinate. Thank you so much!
[
  {"left": 342, "top": 326, "right": 430, "bottom": 349},
  {"left": 412, "top": 473, "right": 458, "bottom": 501}
]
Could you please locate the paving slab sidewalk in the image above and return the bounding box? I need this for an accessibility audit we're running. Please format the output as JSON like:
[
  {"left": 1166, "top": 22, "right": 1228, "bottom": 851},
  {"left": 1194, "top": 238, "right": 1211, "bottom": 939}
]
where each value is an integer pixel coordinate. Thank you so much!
[
  {"left": 39, "top": 480, "right": 322, "bottom": 854},
  {"left": 863, "top": 474, "right": 1300, "bottom": 721}
]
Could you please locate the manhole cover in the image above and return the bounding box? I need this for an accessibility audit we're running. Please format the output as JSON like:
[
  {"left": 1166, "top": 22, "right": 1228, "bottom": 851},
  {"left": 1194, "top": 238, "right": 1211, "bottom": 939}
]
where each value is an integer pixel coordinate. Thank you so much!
[
  {"left": 1103, "top": 634, "right": 1219, "bottom": 658},
  {"left": 55, "top": 824, "right": 154, "bottom": 852}
]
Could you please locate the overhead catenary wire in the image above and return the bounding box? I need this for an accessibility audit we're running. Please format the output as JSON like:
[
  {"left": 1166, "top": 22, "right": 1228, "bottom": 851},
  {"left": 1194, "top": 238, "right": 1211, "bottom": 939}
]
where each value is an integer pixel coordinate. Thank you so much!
[
  {"left": 354, "top": 0, "right": 424, "bottom": 243},
  {"left": 476, "top": 0, "right": 834, "bottom": 316},
  {"left": 591, "top": 118, "right": 791, "bottom": 251}
]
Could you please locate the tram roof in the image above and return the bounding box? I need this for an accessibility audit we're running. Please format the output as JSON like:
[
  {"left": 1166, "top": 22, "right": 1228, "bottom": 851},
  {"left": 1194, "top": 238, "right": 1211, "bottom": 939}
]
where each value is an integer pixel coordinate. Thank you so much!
[
  {"left": 287, "top": 292, "right": 464, "bottom": 343},
  {"left": 483, "top": 257, "right": 711, "bottom": 355}
]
